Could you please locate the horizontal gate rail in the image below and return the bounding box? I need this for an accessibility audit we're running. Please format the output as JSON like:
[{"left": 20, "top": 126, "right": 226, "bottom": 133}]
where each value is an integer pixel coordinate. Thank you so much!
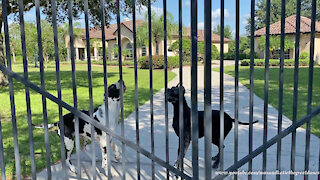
[
  {"left": 0, "top": 64, "right": 192, "bottom": 180},
  {"left": 213, "top": 105, "right": 320, "bottom": 179}
]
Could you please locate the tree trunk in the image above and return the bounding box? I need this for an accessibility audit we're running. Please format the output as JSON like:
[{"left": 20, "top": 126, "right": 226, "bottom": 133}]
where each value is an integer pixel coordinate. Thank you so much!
[
  {"left": 0, "top": 13, "right": 9, "bottom": 87},
  {"left": 12, "top": 47, "right": 16, "bottom": 63},
  {"left": 155, "top": 40, "right": 159, "bottom": 55}
]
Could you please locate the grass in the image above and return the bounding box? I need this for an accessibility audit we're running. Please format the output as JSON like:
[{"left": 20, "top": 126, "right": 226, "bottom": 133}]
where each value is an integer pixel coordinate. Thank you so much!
[
  {"left": 214, "top": 65, "right": 320, "bottom": 137},
  {"left": 0, "top": 63, "right": 176, "bottom": 179}
]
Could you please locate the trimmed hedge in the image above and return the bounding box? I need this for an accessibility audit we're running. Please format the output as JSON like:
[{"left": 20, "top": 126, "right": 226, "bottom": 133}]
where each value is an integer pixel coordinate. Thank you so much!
[
  {"left": 240, "top": 59, "right": 310, "bottom": 66},
  {"left": 138, "top": 55, "right": 180, "bottom": 69},
  {"left": 56, "top": 59, "right": 135, "bottom": 66},
  {"left": 221, "top": 52, "right": 253, "bottom": 60}
]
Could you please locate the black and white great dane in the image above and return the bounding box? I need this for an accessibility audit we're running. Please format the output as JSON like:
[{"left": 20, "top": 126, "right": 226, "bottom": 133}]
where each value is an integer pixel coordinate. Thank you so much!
[{"left": 34, "top": 80, "right": 126, "bottom": 174}]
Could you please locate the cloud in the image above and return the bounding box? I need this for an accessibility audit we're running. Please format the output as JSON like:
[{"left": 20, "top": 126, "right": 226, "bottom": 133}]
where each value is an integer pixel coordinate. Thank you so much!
[
  {"left": 198, "top": 22, "right": 204, "bottom": 29},
  {"left": 184, "top": 1, "right": 190, "bottom": 7},
  {"left": 241, "top": 13, "right": 250, "bottom": 25},
  {"left": 136, "top": 5, "right": 163, "bottom": 20},
  {"left": 212, "top": 8, "right": 230, "bottom": 20}
]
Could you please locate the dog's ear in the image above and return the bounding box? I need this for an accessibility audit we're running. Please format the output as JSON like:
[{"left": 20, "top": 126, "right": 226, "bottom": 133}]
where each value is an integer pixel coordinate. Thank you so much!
[{"left": 181, "top": 86, "right": 185, "bottom": 94}]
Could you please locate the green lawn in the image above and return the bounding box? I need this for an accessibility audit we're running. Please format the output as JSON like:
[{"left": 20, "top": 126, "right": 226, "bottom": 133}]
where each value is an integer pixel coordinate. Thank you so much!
[
  {"left": 0, "top": 63, "right": 175, "bottom": 179},
  {"left": 217, "top": 65, "right": 320, "bottom": 137}
]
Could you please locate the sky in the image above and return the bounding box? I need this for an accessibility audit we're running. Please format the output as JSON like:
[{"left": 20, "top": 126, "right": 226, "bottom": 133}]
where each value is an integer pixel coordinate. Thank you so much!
[
  {"left": 6, "top": 0, "right": 253, "bottom": 37},
  {"left": 137, "top": 0, "right": 252, "bottom": 36}
]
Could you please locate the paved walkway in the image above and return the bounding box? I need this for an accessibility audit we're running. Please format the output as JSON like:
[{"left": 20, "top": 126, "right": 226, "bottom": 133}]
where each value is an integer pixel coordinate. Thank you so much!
[{"left": 37, "top": 61, "right": 319, "bottom": 179}]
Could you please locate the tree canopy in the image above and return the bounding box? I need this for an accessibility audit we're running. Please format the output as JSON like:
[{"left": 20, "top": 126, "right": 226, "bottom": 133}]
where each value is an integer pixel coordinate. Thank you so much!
[
  {"left": 213, "top": 25, "right": 233, "bottom": 39},
  {"left": 169, "top": 38, "right": 220, "bottom": 60},
  {"left": 258, "top": 35, "right": 295, "bottom": 58},
  {"left": 246, "top": 0, "right": 320, "bottom": 32},
  {"left": 137, "top": 11, "right": 175, "bottom": 55},
  {"left": 0, "top": 0, "right": 153, "bottom": 86}
]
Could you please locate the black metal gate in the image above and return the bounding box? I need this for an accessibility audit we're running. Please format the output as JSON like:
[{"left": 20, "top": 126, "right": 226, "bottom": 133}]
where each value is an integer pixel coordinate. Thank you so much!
[{"left": 0, "top": 0, "right": 319, "bottom": 179}]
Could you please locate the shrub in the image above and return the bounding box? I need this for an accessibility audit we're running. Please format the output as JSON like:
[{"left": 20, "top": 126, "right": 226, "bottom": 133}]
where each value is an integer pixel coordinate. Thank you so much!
[
  {"left": 240, "top": 59, "right": 309, "bottom": 66},
  {"left": 217, "top": 52, "right": 254, "bottom": 60},
  {"left": 299, "top": 52, "right": 309, "bottom": 59},
  {"left": 138, "top": 55, "right": 180, "bottom": 69}
]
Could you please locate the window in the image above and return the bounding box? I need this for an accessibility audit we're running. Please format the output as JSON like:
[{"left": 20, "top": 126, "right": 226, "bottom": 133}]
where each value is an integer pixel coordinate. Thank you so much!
[
  {"left": 272, "top": 49, "right": 291, "bottom": 59},
  {"left": 126, "top": 43, "right": 133, "bottom": 58},
  {"left": 141, "top": 45, "right": 146, "bottom": 56}
]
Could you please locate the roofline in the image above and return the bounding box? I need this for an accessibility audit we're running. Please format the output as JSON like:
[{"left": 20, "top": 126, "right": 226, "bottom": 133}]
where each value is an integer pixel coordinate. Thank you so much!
[
  {"left": 171, "top": 34, "right": 231, "bottom": 43},
  {"left": 253, "top": 31, "right": 320, "bottom": 37}
]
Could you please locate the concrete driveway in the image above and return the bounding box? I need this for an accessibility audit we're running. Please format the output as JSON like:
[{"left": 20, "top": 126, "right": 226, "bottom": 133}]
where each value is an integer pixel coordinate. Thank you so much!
[{"left": 37, "top": 61, "right": 319, "bottom": 179}]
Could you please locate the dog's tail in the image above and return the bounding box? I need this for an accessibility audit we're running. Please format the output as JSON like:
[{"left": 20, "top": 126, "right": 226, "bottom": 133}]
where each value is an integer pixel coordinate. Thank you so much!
[
  {"left": 32, "top": 123, "right": 58, "bottom": 129},
  {"left": 233, "top": 119, "right": 258, "bottom": 125}
]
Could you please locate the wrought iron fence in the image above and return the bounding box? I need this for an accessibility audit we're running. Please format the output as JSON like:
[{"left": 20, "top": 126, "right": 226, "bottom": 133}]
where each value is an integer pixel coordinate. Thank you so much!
[{"left": 0, "top": 0, "right": 319, "bottom": 179}]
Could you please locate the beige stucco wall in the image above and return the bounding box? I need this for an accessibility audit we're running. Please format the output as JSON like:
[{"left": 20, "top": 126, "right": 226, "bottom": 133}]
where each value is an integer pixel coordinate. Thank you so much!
[
  {"left": 65, "top": 35, "right": 86, "bottom": 48},
  {"left": 313, "top": 34, "right": 320, "bottom": 64},
  {"left": 254, "top": 33, "right": 320, "bottom": 64},
  {"left": 66, "top": 26, "right": 231, "bottom": 61},
  {"left": 213, "top": 43, "right": 229, "bottom": 53}
]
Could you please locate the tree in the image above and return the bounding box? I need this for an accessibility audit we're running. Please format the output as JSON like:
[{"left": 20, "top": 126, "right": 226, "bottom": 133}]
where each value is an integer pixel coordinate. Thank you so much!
[
  {"left": 258, "top": 35, "right": 294, "bottom": 58},
  {"left": 228, "top": 36, "right": 251, "bottom": 55},
  {"left": 0, "top": 0, "right": 151, "bottom": 86},
  {"left": 137, "top": 11, "right": 175, "bottom": 55},
  {"left": 169, "top": 38, "right": 219, "bottom": 61},
  {"left": 246, "top": 0, "right": 320, "bottom": 32},
  {"left": 8, "top": 21, "right": 78, "bottom": 67},
  {"left": 213, "top": 25, "right": 233, "bottom": 39}
]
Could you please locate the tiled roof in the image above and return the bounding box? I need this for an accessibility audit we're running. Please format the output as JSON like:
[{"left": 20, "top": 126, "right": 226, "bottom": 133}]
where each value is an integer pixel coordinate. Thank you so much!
[
  {"left": 88, "top": 20, "right": 144, "bottom": 40},
  {"left": 172, "top": 28, "right": 231, "bottom": 43},
  {"left": 254, "top": 15, "right": 320, "bottom": 36},
  {"left": 88, "top": 20, "right": 231, "bottom": 43}
]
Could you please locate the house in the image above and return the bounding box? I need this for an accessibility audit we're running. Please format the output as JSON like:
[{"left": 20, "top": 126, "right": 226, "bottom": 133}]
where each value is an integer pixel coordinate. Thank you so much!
[
  {"left": 65, "top": 18, "right": 230, "bottom": 61},
  {"left": 254, "top": 15, "right": 320, "bottom": 64}
]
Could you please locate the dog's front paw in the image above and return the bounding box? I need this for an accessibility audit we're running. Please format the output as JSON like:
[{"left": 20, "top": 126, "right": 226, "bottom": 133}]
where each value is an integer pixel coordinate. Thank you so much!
[
  {"left": 114, "top": 154, "right": 121, "bottom": 162},
  {"left": 174, "top": 160, "right": 181, "bottom": 170},
  {"left": 103, "top": 168, "right": 116, "bottom": 178},
  {"left": 69, "top": 165, "right": 77, "bottom": 174},
  {"left": 212, "top": 161, "right": 219, "bottom": 169}
]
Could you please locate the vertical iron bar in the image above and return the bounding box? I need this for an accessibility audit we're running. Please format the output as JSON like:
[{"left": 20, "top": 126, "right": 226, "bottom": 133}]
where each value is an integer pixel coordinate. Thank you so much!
[
  {"left": 304, "top": 0, "right": 316, "bottom": 178},
  {"left": 248, "top": 0, "right": 255, "bottom": 178},
  {"left": 67, "top": 0, "right": 81, "bottom": 179},
  {"left": 100, "top": 0, "right": 112, "bottom": 178},
  {"left": 0, "top": 118, "right": 6, "bottom": 180},
  {"left": 2, "top": 0, "right": 21, "bottom": 179},
  {"left": 132, "top": 0, "right": 140, "bottom": 179},
  {"left": 18, "top": 0, "right": 37, "bottom": 178},
  {"left": 51, "top": 0, "right": 67, "bottom": 178},
  {"left": 163, "top": 0, "right": 170, "bottom": 179},
  {"left": 290, "top": 1, "right": 301, "bottom": 179},
  {"left": 234, "top": 0, "right": 240, "bottom": 178},
  {"left": 262, "top": 0, "right": 271, "bottom": 179},
  {"left": 35, "top": 0, "right": 52, "bottom": 178},
  {"left": 276, "top": 0, "right": 286, "bottom": 178},
  {"left": 84, "top": 0, "right": 96, "bottom": 179},
  {"left": 191, "top": 0, "right": 199, "bottom": 178},
  {"left": 116, "top": 0, "right": 126, "bottom": 179},
  {"left": 178, "top": 0, "right": 185, "bottom": 175},
  {"left": 219, "top": 0, "right": 225, "bottom": 172},
  {"left": 147, "top": 0, "right": 155, "bottom": 179},
  {"left": 204, "top": 0, "right": 212, "bottom": 179}
]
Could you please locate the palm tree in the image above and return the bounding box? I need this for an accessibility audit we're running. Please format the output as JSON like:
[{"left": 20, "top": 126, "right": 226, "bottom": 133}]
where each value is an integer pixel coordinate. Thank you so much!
[{"left": 137, "top": 11, "right": 175, "bottom": 55}]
